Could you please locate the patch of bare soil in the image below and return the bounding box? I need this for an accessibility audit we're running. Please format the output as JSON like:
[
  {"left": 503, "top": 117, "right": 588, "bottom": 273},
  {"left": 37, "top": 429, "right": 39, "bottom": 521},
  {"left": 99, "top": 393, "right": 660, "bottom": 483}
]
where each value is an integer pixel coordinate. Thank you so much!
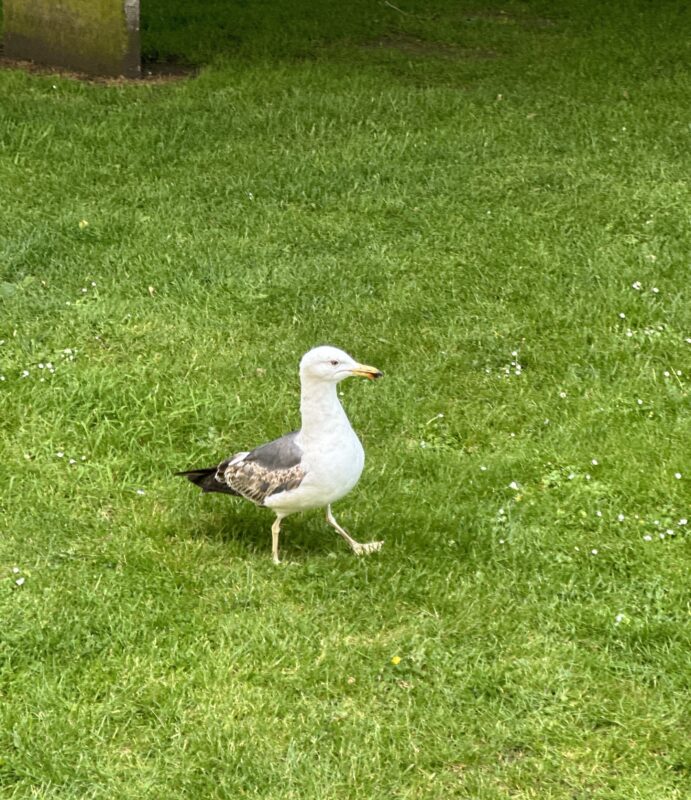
[{"left": 0, "top": 46, "right": 197, "bottom": 84}]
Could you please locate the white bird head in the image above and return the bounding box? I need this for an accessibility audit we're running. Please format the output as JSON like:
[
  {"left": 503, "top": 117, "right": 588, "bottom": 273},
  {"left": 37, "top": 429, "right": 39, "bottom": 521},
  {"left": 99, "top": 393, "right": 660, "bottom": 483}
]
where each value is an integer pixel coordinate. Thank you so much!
[{"left": 299, "top": 345, "right": 383, "bottom": 384}]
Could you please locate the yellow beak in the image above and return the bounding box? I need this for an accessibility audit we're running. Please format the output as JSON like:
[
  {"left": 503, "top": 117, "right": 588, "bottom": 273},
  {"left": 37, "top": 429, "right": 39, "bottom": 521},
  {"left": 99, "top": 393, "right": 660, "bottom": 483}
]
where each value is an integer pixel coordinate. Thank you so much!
[{"left": 351, "top": 363, "right": 383, "bottom": 381}]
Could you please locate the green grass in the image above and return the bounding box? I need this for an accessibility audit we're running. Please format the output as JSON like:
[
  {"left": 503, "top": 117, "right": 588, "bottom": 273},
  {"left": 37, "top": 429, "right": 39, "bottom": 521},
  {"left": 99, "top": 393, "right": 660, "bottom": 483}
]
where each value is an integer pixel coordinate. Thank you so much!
[{"left": 1, "top": 1, "right": 690, "bottom": 797}]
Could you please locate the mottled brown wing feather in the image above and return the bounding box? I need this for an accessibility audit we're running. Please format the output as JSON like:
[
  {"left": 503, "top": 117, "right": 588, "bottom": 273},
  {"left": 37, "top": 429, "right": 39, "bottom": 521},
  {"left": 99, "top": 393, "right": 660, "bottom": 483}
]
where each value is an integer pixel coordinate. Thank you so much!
[
  {"left": 214, "top": 431, "right": 305, "bottom": 506},
  {"left": 219, "top": 459, "right": 305, "bottom": 506}
]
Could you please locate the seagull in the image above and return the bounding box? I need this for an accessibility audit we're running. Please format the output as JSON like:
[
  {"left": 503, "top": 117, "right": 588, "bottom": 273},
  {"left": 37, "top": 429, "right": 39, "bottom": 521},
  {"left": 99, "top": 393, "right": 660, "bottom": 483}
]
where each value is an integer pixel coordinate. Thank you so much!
[{"left": 177, "top": 345, "right": 384, "bottom": 563}]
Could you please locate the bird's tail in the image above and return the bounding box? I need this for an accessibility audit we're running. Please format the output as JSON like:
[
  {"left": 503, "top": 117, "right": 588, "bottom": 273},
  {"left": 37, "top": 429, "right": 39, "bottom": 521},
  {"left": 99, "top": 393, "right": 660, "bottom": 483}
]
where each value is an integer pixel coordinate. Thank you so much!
[{"left": 175, "top": 467, "right": 238, "bottom": 495}]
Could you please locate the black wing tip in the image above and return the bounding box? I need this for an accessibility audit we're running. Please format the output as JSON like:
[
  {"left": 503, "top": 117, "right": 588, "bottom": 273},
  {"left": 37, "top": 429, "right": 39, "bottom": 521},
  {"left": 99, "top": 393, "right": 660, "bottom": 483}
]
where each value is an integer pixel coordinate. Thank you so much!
[
  {"left": 175, "top": 468, "right": 214, "bottom": 479},
  {"left": 176, "top": 467, "right": 216, "bottom": 490},
  {"left": 176, "top": 466, "right": 240, "bottom": 496}
]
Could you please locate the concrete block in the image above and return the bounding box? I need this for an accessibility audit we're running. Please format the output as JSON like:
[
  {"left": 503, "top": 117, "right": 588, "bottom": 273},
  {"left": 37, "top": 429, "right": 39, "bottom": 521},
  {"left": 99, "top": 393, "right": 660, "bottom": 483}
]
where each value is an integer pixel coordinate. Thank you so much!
[{"left": 3, "top": 0, "right": 140, "bottom": 77}]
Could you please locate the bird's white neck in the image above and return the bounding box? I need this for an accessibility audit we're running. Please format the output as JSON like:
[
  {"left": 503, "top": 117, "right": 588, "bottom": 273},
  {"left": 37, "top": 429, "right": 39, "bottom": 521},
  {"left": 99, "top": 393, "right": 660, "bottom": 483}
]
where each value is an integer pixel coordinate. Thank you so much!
[{"left": 299, "top": 377, "right": 351, "bottom": 441}]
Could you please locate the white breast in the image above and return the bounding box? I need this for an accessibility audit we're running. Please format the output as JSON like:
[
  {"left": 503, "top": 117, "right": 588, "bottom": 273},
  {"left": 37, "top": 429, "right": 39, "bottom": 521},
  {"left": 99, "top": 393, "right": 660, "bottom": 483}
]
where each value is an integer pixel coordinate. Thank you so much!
[
  {"left": 266, "top": 423, "right": 364, "bottom": 515},
  {"left": 301, "top": 425, "right": 364, "bottom": 499}
]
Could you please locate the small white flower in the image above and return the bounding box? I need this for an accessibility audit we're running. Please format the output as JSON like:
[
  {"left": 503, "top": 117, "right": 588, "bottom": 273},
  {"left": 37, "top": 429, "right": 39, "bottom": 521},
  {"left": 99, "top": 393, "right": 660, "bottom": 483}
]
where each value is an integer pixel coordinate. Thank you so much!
[
  {"left": 80, "top": 288, "right": 87, "bottom": 293},
  {"left": 591, "top": 549, "right": 598, "bottom": 555},
  {"left": 663, "top": 370, "right": 670, "bottom": 377},
  {"left": 81, "top": 455, "right": 87, "bottom": 462},
  {"left": 498, "top": 507, "right": 505, "bottom": 515},
  {"left": 68, "top": 458, "right": 76, "bottom": 465},
  {"left": 91, "top": 281, "right": 97, "bottom": 287},
  {"left": 20, "top": 370, "right": 29, "bottom": 378},
  {"left": 674, "top": 472, "right": 682, "bottom": 480},
  {"left": 585, "top": 473, "right": 591, "bottom": 480},
  {"left": 643, "top": 534, "right": 652, "bottom": 541},
  {"left": 12, "top": 567, "right": 20, "bottom": 574},
  {"left": 0, "top": 376, "right": 5, "bottom": 381},
  {"left": 617, "top": 514, "right": 625, "bottom": 522},
  {"left": 675, "top": 370, "right": 682, "bottom": 376},
  {"left": 38, "top": 363, "right": 44, "bottom": 369},
  {"left": 686, "top": 338, "right": 691, "bottom": 344},
  {"left": 544, "top": 419, "right": 550, "bottom": 425},
  {"left": 568, "top": 473, "right": 575, "bottom": 480},
  {"left": 596, "top": 511, "right": 602, "bottom": 517},
  {"left": 508, "top": 481, "right": 520, "bottom": 491},
  {"left": 480, "top": 465, "right": 487, "bottom": 471},
  {"left": 498, "top": 539, "right": 505, "bottom": 544},
  {"left": 511, "top": 350, "right": 518, "bottom": 357},
  {"left": 615, "top": 613, "right": 625, "bottom": 623},
  {"left": 559, "top": 391, "right": 567, "bottom": 399},
  {"left": 637, "top": 399, "right": 643, "bottom": 406},
  {"left": 666, "top": 529, "right": 674, "bottom": 536},
  {"left": 15, "top": 577, "right": 25, "bottom": 586},
  {"left": 56, "top": 451, "right": 64, "bottom": 458},
  {"left": 136, "top": 489, "right": 146, "bottom": 496},
  {"left": 651, "top": 286, "right": 659, "bottom": 293},
  {"left": 626, "top": 329, "right": 633, "bottom": 337},
  {"left": 659, "top": 533, "right": 665, "bottom": 539},
  {"left": 679, "top": 518, "right": 687, "bottom": 526},
  {"left": 619, "top": 312, "right": 626, "bottom": 319},
  {"left": 631, "top": 281, "right": 642, "bottom": 290}
]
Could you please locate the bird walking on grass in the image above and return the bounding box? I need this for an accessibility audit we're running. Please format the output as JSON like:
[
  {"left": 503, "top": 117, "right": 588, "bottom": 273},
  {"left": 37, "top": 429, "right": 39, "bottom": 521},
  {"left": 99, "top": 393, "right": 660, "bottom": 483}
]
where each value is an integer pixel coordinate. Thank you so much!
[{"left": 177, "top": 345, "right": 384, "bottom": 563}]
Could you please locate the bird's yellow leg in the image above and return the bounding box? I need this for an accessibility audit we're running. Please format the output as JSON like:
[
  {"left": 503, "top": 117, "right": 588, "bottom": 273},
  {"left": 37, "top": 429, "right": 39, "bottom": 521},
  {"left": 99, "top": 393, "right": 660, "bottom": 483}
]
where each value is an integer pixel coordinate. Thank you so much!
[
  {"left": 325, "top": 504, "right": 383, "bottom": 556},
  {"left": 271, "top": 516, "right": 283, "bottom": 564}
]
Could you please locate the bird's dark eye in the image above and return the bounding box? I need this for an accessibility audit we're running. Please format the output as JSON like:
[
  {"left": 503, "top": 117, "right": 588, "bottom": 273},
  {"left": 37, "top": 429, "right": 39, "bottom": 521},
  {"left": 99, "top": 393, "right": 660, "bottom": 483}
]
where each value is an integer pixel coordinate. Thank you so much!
[{"left": 330, "top": 360, "right": 339, "bottom": 366}]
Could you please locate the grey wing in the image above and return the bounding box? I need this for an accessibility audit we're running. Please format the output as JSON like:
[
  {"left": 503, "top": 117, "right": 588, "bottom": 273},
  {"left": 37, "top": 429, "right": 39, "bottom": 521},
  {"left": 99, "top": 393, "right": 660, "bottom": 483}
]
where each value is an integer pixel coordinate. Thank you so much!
[{"left": 216, "top": 431, "right": 305, "bottom": 506}]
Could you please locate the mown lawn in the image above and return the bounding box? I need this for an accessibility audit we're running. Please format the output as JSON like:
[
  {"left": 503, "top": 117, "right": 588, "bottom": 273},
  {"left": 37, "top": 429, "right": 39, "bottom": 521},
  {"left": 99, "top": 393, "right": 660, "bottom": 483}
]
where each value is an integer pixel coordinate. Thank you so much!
[{"left": 0, "top": 1, "right": 689, "bottom": 797}]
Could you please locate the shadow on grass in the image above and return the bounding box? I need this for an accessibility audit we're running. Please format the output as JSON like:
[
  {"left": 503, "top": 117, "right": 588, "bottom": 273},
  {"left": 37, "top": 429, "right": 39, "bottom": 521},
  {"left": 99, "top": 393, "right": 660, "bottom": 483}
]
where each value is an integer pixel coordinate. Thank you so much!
[
  {"left": 1, "top": 0, "right": 515, "bottom": 85},
  {"left": 175, "top": 501, "right": 341, "bottom": 561}
]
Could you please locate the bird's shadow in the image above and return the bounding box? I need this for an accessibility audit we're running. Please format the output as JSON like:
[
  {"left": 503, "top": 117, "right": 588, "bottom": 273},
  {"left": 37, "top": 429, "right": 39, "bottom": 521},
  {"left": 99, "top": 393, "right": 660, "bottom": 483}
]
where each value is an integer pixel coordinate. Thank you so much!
[{"left": 176, "top": 498, "right": 339, "bottom": 561}]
